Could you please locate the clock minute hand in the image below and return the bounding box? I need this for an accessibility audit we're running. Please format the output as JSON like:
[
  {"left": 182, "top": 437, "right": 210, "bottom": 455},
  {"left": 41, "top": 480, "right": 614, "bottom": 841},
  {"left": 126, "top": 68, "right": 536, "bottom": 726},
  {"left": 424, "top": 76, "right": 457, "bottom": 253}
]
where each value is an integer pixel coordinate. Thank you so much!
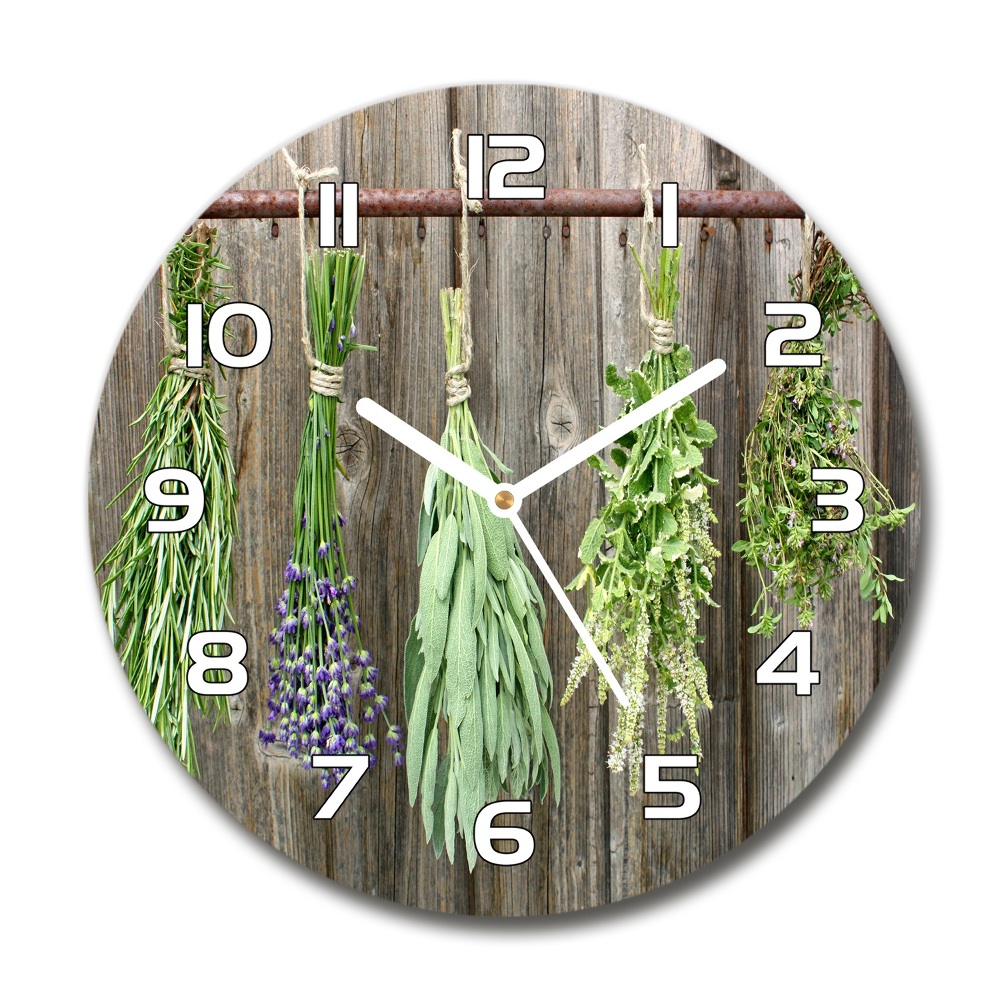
[
  {"left": 513, "top": 357, "right": 727, "bottom": 500},
  {"left": 355, "top": 398, "right": 498, "bottom": 503},
  {"left": 509, "top": 513, "right": 629, "bottom": 707}
]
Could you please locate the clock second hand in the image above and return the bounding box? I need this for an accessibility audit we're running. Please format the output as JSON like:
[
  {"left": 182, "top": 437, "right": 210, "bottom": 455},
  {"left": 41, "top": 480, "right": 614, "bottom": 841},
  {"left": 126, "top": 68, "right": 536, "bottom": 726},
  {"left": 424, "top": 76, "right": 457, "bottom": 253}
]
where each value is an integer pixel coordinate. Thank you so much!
[
  {"left": 509, "top": 512, "right": 629, "bottom": 707},
  {"left": 513, "top": 358, "right": 727, "bottom": 501}
]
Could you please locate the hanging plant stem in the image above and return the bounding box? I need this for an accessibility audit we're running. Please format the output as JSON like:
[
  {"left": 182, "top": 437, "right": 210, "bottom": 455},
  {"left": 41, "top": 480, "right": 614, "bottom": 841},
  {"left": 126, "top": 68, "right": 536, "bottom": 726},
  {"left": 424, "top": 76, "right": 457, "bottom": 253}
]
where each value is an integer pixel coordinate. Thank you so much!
[
  {"left": 562, "top": 246, "right": 719, "bottom": 794},
  {"left": 259, "top": 249, "right": 402, "bottom": 788},
  {"left": 735, "top": 230, "right": 914, "bottom": 636},
  {"left": 404, "top": 288, "right": 560, "bottom": 870},
  {"left": 97, "top": 225, "right": 237, "bottom": 775}
]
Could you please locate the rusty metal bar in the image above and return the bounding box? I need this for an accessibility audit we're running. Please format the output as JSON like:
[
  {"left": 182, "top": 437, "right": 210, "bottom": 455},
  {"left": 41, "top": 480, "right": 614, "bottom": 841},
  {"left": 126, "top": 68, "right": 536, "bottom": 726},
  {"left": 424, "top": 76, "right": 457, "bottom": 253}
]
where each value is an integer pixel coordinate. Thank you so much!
[{"left": 200, "top": 188, "right": 804, "bottom": 220}]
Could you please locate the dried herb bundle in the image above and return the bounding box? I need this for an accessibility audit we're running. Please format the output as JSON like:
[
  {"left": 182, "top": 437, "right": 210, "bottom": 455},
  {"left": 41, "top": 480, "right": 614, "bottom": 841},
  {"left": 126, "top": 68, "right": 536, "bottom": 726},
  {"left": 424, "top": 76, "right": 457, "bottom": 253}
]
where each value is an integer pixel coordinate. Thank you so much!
[
  {"left": 405, "top": 288, "right": 560, "bottom": 870},
  {"left": 735, "top": 230, "right": 914, "bottom": 635},
  {"left": 259, "top": 249, "right": 402, "bottom": 788},
  {"left": 563, "top": 247, "right": 719, "bottom": 793},
  {"left": 97, "top": 226, "right": 237, "bottom": 774}
]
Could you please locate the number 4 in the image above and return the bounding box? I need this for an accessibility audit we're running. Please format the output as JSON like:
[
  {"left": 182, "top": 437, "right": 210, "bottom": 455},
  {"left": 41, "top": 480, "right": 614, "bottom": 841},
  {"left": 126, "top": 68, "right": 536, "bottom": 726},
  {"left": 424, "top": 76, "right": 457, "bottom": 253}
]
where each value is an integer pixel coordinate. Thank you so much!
[{"left": 756, "top": 630, "right": 819, "bottom": 696}]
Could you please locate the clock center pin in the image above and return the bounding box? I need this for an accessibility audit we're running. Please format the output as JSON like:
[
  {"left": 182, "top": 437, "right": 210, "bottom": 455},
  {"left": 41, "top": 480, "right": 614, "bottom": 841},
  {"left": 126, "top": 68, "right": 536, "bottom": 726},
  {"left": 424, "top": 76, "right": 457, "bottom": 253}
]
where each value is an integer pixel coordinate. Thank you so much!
[{"left": 495, "top": 489, "right": 515, "bottom": 510}]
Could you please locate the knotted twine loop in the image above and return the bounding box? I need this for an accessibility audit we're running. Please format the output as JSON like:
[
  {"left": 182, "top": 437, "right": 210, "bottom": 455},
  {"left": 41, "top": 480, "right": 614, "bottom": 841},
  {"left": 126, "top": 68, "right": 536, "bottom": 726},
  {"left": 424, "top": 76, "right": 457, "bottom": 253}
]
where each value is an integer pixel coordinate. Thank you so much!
[
  {"left": 309, "top": 361, "right": 343, "bottom": 397},
  {"left": 161, "top": 224, "right": 214, "bottom": 380},
  {"left": 445, "top": 129, "right": 482, "bottom": 406},
  {"left": 281, "top": 147, "right": 344, "bottom": 397},
  {"left": 637, "top": 144, "right": 674, "bottom": 356}
]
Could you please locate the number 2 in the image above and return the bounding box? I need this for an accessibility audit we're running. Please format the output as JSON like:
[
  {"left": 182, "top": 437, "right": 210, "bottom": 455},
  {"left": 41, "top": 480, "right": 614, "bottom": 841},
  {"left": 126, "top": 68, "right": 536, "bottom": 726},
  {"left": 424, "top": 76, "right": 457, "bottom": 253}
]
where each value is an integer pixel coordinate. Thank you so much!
[{"left": 764, "top": 302, "right": 823, "bottom": 367}]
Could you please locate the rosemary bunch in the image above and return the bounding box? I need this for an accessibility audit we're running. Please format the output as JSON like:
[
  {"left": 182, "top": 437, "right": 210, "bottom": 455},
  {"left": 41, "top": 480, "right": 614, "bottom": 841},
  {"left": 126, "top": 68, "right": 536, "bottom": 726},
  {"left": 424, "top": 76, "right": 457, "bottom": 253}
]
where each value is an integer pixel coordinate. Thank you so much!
[
  {"left": 405, "top": 288, "right": 560, "bottom": 870},
  {"left": 563, "top": 247, "right": 719, "bottom": 793},
  {"left": 735, "top": 232, "right": 914, "bottom": 635},
  {"left": 97, "top": 226, "right": 237, "bottom": 775},
  {"left": 259, "top": 249, "right": 402, "bottom": 788}
]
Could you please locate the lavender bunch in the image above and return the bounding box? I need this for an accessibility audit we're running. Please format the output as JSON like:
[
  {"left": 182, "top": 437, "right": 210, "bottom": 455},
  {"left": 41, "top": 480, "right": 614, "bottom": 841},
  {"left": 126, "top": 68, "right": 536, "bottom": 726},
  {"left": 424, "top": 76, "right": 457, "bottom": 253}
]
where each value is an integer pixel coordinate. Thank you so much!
[{"left": 259, "top": 249, "right": 402, "bottom": 788}]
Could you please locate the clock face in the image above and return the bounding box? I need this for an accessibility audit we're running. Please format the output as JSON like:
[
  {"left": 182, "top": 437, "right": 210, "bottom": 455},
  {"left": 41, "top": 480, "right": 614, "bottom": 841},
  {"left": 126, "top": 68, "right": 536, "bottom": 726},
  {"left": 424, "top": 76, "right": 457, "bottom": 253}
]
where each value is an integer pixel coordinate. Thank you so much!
[{"left": 88, "top": 83, "right": 919, "bottom": 915}]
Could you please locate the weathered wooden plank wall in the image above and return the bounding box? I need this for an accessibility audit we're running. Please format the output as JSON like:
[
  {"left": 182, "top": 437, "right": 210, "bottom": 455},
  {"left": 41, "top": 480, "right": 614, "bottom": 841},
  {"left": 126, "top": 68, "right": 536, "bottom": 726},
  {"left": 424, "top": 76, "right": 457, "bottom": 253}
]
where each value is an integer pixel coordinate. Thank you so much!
[{"left": 89, "top": 85, "right": 920, "bottom": 915}]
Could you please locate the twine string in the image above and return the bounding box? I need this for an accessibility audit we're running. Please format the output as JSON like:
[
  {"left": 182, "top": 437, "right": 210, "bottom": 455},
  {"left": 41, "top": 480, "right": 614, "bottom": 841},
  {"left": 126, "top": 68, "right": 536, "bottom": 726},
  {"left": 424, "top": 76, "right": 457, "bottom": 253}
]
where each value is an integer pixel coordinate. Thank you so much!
[
  {"left": 446, "top": 128, "right": 481, "bottom": 406},
  {"left": 637, "top": 144, "right": 674, "bottom": 355},
  {"left": 309, "top": 361, "right": 343, "bottom": 398},
  {"left": 281, "top": 147, "right": 343, "bottom": 397}
]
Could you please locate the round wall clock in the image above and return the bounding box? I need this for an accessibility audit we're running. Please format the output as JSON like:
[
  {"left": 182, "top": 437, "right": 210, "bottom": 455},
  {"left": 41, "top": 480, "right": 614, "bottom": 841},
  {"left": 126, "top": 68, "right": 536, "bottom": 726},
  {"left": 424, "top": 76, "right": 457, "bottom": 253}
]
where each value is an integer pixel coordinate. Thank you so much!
[{"left": 88, "top": 83, "right": 919, "bottom": 915}]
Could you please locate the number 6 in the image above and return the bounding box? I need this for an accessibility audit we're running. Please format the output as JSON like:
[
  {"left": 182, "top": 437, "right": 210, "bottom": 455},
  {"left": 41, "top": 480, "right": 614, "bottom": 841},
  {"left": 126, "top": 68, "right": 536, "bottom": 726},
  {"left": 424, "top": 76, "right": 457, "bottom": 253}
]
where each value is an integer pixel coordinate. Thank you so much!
[{"left": 473, "top": 801, "right": 535, "bottom": 866}]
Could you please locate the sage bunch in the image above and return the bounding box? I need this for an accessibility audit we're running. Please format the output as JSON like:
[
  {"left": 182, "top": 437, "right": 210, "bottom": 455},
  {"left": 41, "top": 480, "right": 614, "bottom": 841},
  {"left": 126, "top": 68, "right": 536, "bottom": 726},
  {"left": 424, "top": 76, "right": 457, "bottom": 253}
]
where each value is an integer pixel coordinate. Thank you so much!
[
  {"left": 735, "top": 231, "right": 914, "bottom": 635},
  {"left": 405, "top": 288, "right": 560, "bottom": 870},
  {"left": 97, "top": 226, "right": 237, "bottom": 774},
  {"left": 258, "top": 249, "right": 402, "bottom": 789},
  {"left": 563, "top": 247, "right": 719, "bottom": 794}
]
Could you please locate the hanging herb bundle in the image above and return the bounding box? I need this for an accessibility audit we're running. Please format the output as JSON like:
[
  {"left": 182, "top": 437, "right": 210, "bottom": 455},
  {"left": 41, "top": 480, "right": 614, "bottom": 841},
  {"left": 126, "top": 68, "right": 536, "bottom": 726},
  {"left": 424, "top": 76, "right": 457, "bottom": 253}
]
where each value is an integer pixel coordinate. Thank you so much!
[
  {"left": 405, "top": 287, "right": 560, "bottom": 870},
  {"left": 735, "top": 228, "right": 914, "bottom": 635},
  {"left": 97, "top": 225, "right": 237, "bottom": 775},
  {"left": 562, "top": 245, "right": 719, "bottom": 794},
  {"left": 258, "top": 249, "right": 402, "bottom": 788}
]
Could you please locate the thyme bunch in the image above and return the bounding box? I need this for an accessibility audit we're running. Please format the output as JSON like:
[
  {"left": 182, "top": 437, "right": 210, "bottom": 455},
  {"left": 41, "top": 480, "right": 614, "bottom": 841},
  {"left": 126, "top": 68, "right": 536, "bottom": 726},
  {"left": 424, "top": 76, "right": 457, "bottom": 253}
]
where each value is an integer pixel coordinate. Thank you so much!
[
  {"left": 97, "top": 227, "right": 237, "bottom": 774},
  {"left": 405, "top": 288, "right": 560, "bottom": 870},
  {"left": 259, "top": 249, "right": 402, "bottom": 788},
  {"left": 563, "top": 247, "right": 719, "bottom": 793},
  {"left": 735, "top": 232, "right": 914, "bottom": 635}
]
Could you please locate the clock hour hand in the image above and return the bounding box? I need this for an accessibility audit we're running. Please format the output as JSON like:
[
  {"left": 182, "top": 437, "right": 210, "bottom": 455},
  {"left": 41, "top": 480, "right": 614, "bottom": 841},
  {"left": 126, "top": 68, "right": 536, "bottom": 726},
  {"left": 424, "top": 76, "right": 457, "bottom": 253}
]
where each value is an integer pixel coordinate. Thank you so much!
[
  {"left": 513, "top": 358, "right": 727, "bottom": 500},
  {"left": 509, "top": 513, "right": 629, "bottom": 706},
  {"left": 356, "top": 398, "right": 498, "bottom": 503}
]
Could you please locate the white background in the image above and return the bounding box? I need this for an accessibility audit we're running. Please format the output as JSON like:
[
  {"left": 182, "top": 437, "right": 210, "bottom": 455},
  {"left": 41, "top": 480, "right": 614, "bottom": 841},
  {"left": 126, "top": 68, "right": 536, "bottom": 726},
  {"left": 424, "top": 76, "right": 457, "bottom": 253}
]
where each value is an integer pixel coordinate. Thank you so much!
[{"left": 4, "top": 4, "right": 995, "bottom": 996}]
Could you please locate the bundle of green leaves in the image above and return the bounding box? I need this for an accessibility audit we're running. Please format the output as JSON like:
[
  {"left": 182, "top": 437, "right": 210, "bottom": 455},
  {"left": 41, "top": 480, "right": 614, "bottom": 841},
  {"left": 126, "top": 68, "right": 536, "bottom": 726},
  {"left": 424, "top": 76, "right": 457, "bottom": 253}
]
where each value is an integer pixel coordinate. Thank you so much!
[
  {"left": 405, "top": 288, "right": 560, "bottom": 870},
  {"left": 735, "top": 232, "right": 914, "bottom": 635},
  {"left": 97, "top": 226, "right": 237, "bottom": 774},
  {"left": 563, "top": 247, "right": 719, "bottom": 794},
  {"left": 258, "top": 249, "right": 402, "bottom": 788}
]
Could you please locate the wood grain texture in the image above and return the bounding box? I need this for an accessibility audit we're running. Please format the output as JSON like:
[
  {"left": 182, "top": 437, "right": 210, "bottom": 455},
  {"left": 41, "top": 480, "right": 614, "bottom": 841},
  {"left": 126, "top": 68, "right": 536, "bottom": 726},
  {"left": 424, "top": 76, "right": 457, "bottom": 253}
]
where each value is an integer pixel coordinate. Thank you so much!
[{"left": 88, "top": 85, "right": 920, "bottom": 915}]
